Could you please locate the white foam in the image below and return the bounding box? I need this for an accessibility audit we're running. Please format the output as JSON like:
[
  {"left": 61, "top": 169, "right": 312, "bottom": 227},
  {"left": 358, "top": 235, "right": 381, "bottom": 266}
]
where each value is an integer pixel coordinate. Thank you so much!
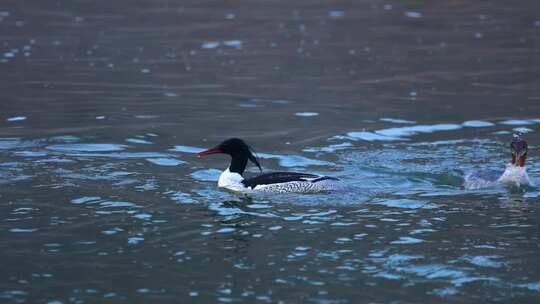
[
  {"left": 295, "top": 112, "right": 319, "bottom": 117},
  {"left": 404, "top": 11, "right": 422, "bottom": 18},
  {"left": 133, "top": 213, "right": 152, "bottom": 220},
  {"left": 102, "top": 228, "right": 123, "bottom": 235},
  {"left": 126, "top": 138, "right": 152, "bottom": 144},
  {"left": 146, "top": 158, "right": 185, "bottom": 166},
  {"left": 513, "top": 127, "right": 533, "bottom": 133},
  {"left": 465, "top": 256, "right": 502, "bottom": 268},
  {"left": 303, "top": 142, "right": 353, "bottom": 153},
  {"left": 328, "top": 10, "right": 345, "bottom": 18},
  {"left": 14, "top": 151, "right": 48, "bottom": 157},
  {"left": 6, "top": 116, "right": 26, "bottom": 122},
  {"left": 247, "top": 204, "right": 271, "bottom": 209},
  {"left": 376, "top": 124, "right": 462, "bottom": 138},
  {"left": 380, "top": 118, "right": 416, "bottom": 124},
  {"left": 163, "top": 92, "right": 178, "bottom": 97},
  {"left": 169, "top": 191, "right": 195, "bottom": 204},
  {"left": 499, "top": 119, "right": 535, "bottom": 125},
  {"left": 223, "top": 40, "right": 242, "bottom": 48},
  {"left": 462, "top": 120, "right": 495, "bottom": 127},
  {"left": 207, "top": 202, "right": 278, "bottom": 219},
  {"left": 171, "top": 145, "right": 205, "bottom": 153},
  {"left": 374, "top": 199, "right": 439, "bottom": 209},
  {"left": 128, "top": 236, "right": 144, "bottom": 245},
  {"left": 134, "top": 115, "right": 158, "bottom": 119},
  {"left": 385, "top": 254, "right": 424, "bottom": 266},
  {"left": 71, "top": 196, "right": 101, "bottom": 204},
  {"left": 391, "top": 237, "right": 424, "bottom": 244},
  {"left": 50, "top": 135, "right": 80, "bottom": 143},
  {"left": 346, "top": 131, "right": 401, "bottom": 141},
  {"left": 9, "top": 228, "right": 38, "bottom": 233},
  {"left": 523, "top": 282, "right": 540, "bottom": 292},
  {"left": 202, "top": 41, "right": 220, "bottom": 49},
  {"left": 99, "top": 201, "right": 140, "bottom": 208},
  {"left": 217, "top": 227, "right": 236, "bottom": 233}
]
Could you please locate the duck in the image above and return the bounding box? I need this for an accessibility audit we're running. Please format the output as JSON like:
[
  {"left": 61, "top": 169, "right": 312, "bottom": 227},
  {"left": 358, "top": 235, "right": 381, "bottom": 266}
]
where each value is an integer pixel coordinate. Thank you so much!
[
  {"left": 464, "top": 132, "right": 531, "bottom": 189},
  {"left": 497, "top": 132, "right": 530, "bottom": 187},
  {"left": 197, "top": 138, "right": 346, "bottom": 193}
]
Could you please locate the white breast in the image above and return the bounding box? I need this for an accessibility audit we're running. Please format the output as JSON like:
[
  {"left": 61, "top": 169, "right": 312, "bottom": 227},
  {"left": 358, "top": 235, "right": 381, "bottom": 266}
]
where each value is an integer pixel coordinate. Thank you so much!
[
  {"left": 497, "top": 163, "right": 531, "bottom": 187},
  {"left": 218, "top": 168, "right": 248, "bottom": 192}
]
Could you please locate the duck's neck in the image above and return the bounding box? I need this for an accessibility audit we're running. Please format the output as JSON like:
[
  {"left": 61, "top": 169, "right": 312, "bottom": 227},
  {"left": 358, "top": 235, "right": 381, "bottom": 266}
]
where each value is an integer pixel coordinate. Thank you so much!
[
  {"left": 512, "top": 155, "right": 527, "bottom": 167},
  {"left": 229, "top": 155, "right": 248, "bottom": 175}
]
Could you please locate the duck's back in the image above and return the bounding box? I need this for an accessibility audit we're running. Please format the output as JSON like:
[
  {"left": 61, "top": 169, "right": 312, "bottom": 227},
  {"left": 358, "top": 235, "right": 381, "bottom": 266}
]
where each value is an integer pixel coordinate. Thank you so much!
[{"left": 243, "top": 172, "right": 345, "bottom": 193}]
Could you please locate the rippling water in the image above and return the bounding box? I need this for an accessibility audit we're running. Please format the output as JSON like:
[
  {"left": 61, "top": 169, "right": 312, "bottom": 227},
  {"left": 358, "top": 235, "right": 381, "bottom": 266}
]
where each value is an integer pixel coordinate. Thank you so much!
[{"left": 1, "top": 0, "right": 540, "bottom": 303}]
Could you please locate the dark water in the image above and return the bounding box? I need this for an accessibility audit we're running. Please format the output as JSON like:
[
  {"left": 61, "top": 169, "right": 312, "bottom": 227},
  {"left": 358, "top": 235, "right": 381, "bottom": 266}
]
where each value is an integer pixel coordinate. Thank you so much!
[{"left": 2, "top": 0, "right": 540, "bottom": 303}]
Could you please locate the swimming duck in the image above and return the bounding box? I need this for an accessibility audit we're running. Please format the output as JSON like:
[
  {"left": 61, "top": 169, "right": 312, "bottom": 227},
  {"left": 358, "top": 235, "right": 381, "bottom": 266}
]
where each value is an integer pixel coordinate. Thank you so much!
[
  {"left": 497, "top": 132, "right": 530, "bottom": 187},
  {"left": 464, "top": 132, "right": 531, "bottom": 189},
  {"left": 197, "top": 138, "right": 346, "bottom": 193}
]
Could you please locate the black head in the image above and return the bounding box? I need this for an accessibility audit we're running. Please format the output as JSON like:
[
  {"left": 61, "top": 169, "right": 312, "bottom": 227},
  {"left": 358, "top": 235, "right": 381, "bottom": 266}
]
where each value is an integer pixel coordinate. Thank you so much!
[
  {"left": 510, "top": 132, "right": 528, "bottom": 167},
  {"left": 197, "top": 138, "right": 262, "bottom": 174}
]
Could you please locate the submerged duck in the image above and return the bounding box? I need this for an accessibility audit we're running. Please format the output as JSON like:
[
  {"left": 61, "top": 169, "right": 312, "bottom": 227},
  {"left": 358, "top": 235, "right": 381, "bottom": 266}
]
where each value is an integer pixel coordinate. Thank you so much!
[
  {"left": 197, "top": 138, "right": 346, "bottom": 193},
  {"left": 464, "top": 132, "right": 531, "bottom": 189}
]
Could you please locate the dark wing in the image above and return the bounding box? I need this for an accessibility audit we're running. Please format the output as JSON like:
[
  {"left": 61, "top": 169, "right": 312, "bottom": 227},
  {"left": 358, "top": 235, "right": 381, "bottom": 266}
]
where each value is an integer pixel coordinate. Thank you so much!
[{"left": 242, "top": 172, "right": 339, "bottom": 188}]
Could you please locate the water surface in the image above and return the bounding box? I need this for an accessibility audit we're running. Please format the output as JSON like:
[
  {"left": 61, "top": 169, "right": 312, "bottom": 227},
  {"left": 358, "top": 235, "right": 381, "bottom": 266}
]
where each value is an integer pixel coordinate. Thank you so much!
[{"left": 1, "top": 0, "right": 540, "bottom": 303}]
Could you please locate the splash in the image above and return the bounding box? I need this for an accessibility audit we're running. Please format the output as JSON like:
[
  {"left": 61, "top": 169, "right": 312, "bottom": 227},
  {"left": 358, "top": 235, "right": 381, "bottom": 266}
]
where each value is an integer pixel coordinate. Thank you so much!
[
  {"left": 497, "top": 164, "right": 531, "bottom": 187},
  {"left": 463, "top": 171, "right": 499, "bottom": 190},
  {"left": 465, "top": 164, "right": 532, "bottom": 190}
]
